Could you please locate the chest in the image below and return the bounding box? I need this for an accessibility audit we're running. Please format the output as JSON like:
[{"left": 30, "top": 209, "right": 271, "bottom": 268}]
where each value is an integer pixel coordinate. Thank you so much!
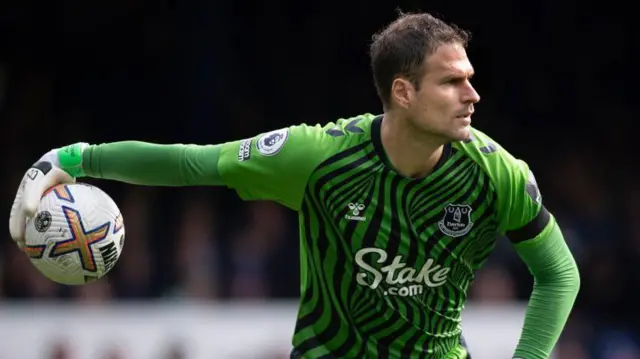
[{"left": 316, "top": 170, "right": 498, "bottom": 265}]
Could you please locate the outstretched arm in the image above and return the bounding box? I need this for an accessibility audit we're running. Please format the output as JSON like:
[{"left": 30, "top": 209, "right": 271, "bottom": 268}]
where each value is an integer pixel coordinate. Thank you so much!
[
  {"left": 10, "top": 119, "right": 357, "bottom": 249},
  {"left": 60, "top": 124, "right": 337, "bottom": 211},
  {"left": 80, "top": 141, "right": 224, "bottom": 186}
]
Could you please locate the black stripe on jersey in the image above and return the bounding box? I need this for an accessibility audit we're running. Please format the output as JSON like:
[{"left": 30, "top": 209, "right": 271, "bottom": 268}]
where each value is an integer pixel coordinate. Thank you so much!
[
  {"left": 413, "top": 163, "right": 478, "bottom": 232},
  {"left": 401, "top": 181, "right": 424, "bottom": 266},
  {"left": 369, "top": 307, "right": 416, "bottom": 356},
  {"left": 382, "top": 174, "right": 406, "bottom": 264},
  {"left": 343, "top": 170, "right": 394, "bottom": 357},
  {"left": 335, "top": 184, "right": 379, "bottom": 357},
  {"left": 441, "top": 173, "right": 493, "bottom": 263},
  {"left": 437, "top": 177, "right": 491, "bottom": 321},
  {"left": 345, "top": 185, "right": 379, "bottom": 315},
  {"left": 296, "top": 195, "right": 358, "bottom": 357},
  {"left": 386, "top": 178, "right": 429, "bottom": 340},
  {"left": 432, "top": 176, "right": 496, "bottom": 335},
  {"left": 398, "top": 162, "right": 483, "bottom": 355},
  {"left": 396, "top": 179, "right": 424, "bottom": 340},
  {"left": 347, "top": 170, "right": 393, "bottom": 359},
  {"left": 331, "top": 174, "right": 377, "bottom": 219},
  {"left": 317, "top": 141, "right": 371, "bottom": 171},
  {"left": 408, "top": 152, "right": 469, "bottom": 210},
  {"left": 398, "top": 179, "right": 430, "bottom": 356},
  {"left": 346, "top": 171, "right": 393, "bottom": 321},
  {"left": 469, "top": 228, "right": 498, "bottom": 264},
  {"left": 294, "top": 201, "right": 327, "bottom": 350},
  {"left": 415, "top": 166, "right": 485, "bottom": 340},
  {"left": 400, "top": 333, "right": 425, "bottom": 358},
  {"left": 358, "top": 176, "right": 418, "bottom": 358},
  {"left": 463, "top": 183, "right": 500, "bottom": 270},
  {"left": 297, "top": 145, "right": 384, "bottom": 358},
  {"left": 468, "top": 220, "right": 503, "bottom": 270},
  {"left": 412, "top": 164, "right": 476, "bottom": 229},
  {"left": 507, "top": 205, "right": 551, "bottom": 243},
  {"left": 308, "top": 198, "right": 361, "bottom": 355},
  {"left": 296, "top": 143, "right": 371, "bottom": 356},
  {"left": 362, "top": 169, "right": 389, "bottom": 248},
  {"left": 333, "top": 174, "right": 377, "bottom": 224},
  {"left": 317, "top": 153, "right": 376, "bottom": 202},
  {"left": 326, "top": 152, "right": 380, "bottom": 213},
  {"left": 348, "top": 169, "right": 389, "bottom": 312},
  {"left": 370, "top": 116, "right": 453, "bottom": 175}
]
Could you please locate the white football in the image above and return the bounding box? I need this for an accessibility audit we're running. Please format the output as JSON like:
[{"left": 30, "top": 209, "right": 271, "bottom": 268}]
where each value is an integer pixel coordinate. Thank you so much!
[{"left": 24, "top": 183, "right": 125, "bottom": 285}]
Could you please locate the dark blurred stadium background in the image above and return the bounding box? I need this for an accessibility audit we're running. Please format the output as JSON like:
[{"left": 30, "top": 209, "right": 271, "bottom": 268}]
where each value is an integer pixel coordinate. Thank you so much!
[{"left": 0, "top": 1, "right": 637, "bottom": 358}]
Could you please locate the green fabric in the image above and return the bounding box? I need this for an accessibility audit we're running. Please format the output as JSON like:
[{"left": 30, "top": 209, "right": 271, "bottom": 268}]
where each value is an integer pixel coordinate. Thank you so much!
[
  {"left": 513, "top": 218, "right": 580, "bottom": 358},
  {"left": 81, "top": 141, "right": 223, "bottom": 186}
]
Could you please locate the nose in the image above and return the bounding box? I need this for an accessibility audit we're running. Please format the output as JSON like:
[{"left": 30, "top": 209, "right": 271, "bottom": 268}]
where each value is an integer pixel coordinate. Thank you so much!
[{"left": 463, "top": 83, "right": 480, "bottom": 104}]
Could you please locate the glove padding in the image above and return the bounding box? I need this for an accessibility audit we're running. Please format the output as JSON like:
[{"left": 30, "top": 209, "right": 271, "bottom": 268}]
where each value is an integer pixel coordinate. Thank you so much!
[{"left": 9, "top": 150, "right": 75, "bottom": 249}]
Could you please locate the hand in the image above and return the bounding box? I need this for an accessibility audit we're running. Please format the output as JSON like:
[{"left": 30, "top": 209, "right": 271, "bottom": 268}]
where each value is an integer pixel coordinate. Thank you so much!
[{"left": 9, "top": 143, "right": 87, "bottom": 249}]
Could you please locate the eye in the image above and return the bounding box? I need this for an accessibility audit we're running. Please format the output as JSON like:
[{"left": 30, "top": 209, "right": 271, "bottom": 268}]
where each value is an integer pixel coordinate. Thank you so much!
[
  {"left": 443, "top": 75, "right": 474, "bottom": 86},
  {"left": 443, "top": 77, "right": 464, "bottom": 85}
]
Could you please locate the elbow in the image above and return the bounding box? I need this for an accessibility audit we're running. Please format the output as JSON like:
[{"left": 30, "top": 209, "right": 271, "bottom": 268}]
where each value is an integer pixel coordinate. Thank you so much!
[
  {"left": 563, "top": 260, "right": 581, "bottom": 298},
  {"left": 570, "top": 260, "right": 581, "bottom": 295},
  {"left": 535, "top": 258, "right": 581, "bottom": 298}
]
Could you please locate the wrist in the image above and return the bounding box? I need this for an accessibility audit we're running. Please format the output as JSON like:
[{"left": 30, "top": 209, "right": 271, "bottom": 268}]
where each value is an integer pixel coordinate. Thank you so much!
[{"left": 57, "top": 142, "right": 89, "bottom": 177}]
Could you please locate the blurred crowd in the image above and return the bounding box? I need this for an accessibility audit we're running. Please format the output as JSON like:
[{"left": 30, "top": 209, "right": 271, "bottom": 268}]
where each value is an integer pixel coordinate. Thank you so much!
[{"left": 0, "top": 1, "right": 638, "bottom": 358}]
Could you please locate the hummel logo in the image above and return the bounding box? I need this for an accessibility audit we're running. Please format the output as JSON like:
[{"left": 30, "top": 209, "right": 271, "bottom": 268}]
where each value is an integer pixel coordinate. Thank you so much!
[{"left": 345, "top": 203, "right": 366, "bottom": 222}]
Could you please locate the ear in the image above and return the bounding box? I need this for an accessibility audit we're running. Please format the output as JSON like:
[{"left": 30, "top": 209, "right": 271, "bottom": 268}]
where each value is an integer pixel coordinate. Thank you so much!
[{"left": 390, "top": 78, "right": 414, "bottom": 109}]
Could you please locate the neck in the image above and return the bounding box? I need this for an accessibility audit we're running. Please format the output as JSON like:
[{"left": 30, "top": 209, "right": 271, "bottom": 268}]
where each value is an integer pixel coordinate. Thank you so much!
[{"left": 380, "top": 111, "right": 446, "bottom": 178}]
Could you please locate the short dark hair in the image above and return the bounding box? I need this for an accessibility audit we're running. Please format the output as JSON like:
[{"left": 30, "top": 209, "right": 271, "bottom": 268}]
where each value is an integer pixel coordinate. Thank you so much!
[{"left": 369, "top": 11, "right": 471, "bottom": 107}]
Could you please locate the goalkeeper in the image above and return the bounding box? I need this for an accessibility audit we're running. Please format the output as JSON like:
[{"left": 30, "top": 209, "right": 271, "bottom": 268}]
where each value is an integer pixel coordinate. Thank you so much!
[{"left": 9, "top": 11, "right": 579, "bottom": 359}]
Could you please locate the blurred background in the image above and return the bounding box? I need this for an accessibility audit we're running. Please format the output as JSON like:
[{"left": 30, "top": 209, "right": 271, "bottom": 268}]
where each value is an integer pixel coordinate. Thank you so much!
[{"left": 0, "top": 1, "right": 638, "bottom": 358}]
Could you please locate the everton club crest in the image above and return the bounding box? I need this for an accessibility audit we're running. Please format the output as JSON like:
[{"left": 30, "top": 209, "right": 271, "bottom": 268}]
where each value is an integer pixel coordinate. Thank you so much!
[{"left": 438, "top": 204, "right": 474, "bottom": 237}]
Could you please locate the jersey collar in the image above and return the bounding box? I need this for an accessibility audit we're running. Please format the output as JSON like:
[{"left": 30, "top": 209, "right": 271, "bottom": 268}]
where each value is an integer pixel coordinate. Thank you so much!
[{"left": 371, "top": 115, "right": 453, "bottom": 179}]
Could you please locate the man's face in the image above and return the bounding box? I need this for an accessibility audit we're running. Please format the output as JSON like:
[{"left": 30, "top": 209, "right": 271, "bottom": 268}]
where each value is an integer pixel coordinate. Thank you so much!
[{"left": 395, "top": 43, "right": 480, "bottom": 142}]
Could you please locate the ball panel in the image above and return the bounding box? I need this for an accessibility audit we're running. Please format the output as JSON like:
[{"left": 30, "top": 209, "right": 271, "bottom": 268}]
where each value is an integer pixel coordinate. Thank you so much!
[{"left": 24, "top": 183, "right": 125, "bottom": 285}]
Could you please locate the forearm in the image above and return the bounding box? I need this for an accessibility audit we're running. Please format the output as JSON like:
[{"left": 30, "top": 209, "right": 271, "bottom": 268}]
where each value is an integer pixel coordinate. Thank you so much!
[
  {"left": 513, "top": 218, "right": 580, "bottom": 359},
  {"left": 81, "top": 141, "right": 224, "bottom": 186}
]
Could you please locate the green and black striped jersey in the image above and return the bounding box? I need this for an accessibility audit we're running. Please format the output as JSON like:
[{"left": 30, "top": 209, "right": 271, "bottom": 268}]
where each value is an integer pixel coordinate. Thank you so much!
[{"left": 218, "top": 113, "right": 544, "bottom": 358}]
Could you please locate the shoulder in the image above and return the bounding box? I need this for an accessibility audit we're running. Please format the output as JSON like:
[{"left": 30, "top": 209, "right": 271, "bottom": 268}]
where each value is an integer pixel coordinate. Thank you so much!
[
  {"left": 322, "top": 113, "right": 378, "bottom": 140},
  {"left": 453, "top": 127, "right": 544, "bottom": 233},
  {"left": 263, "top": 113, "right": 376, "bottom": 156},
  {"left": 235, "top": 113, "right": 376, "bottom": 166},
  {"left": 452, "top": 127, "right": 529, "bottom": 186}
]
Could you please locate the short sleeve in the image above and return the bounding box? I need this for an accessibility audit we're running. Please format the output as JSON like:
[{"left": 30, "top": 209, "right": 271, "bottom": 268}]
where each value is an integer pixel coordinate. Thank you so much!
[{"left": 217, "top": 124, "right": 334, "bottom": 211}]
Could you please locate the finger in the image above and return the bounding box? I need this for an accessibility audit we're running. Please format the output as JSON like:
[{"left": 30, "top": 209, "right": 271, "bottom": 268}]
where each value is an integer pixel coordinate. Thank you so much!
[{"left": 23, "top": 165, "right": 74, "bottom": 217}]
